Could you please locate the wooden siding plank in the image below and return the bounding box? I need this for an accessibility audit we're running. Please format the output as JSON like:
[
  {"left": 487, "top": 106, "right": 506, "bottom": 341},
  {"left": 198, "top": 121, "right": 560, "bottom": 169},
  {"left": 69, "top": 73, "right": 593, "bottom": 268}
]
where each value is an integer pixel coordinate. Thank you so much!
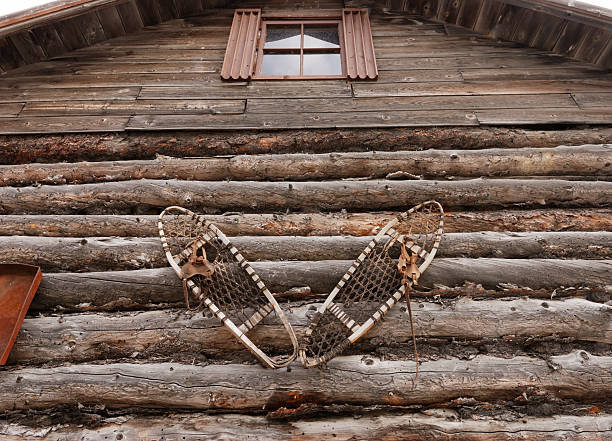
[
  {"left": 352, "top": 79, "right": 612, "bottom": 97},
  {"left": 0, "top": 73, "right": 225, "bottom": 88},
  {"left": 127, "top": 110, "right": 479, "bottom": 130},
  {"left": 0, "top": 86, "right": 141, "bottom": 102},
  {"left": 476, "top": 107, "right": 612, "bottom": 125},
  {"left": 456, "top": 0, "right": 483, "bottom": 29},
  {"left": 473, "top": 0, "right": 504, "bottom": 34},
  {"left": 20, "top": 99, "right": 247, "bottom": 116},
  {"left": 596, "top": 37, "right": 612, "bottom": 69},
  {"left": 0, "top": 103, "right": 25, "bottom": 117},
  {"left": 553, "top": 21, "right": 588, "bottom": 58},
  {"left": 246, "top": 94, "right": 578, "bottom": 114},
  {"left": 139, "top": 84, "right": 351, "bottom": 99},
  {"left": 530, "top": 16, "right": 567, "bottom": 51},
  {"left": 377, "top": 54, "right": 582, "bottom": 70},
  {"left": 0, "top": 116, "right": 130, "bottom": 134},
  {"left": 572, "top": 92, "right": 612, "bottom": 108},
  {"left": 461, "top": 66, "right": 610, "bottom": 80}
]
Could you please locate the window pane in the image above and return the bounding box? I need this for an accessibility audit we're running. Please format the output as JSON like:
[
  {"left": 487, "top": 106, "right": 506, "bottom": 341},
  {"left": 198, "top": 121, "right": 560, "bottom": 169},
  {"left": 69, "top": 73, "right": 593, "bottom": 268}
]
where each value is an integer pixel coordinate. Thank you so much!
[
  {"left": 304, "top": 26, "right": 340, "bottom": 49},
  {"left": 260, "top": 53, "right": 300, "bottom": 76},
  {"left": 303, "top": 53, "right": 342, "bottom": 76},
  {"left": 264, "top": 26, "right": 301, "bottom": 49}
]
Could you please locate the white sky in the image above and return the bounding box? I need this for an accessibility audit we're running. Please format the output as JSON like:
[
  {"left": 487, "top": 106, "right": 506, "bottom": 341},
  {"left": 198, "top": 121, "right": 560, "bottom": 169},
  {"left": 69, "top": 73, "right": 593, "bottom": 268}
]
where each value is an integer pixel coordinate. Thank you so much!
[{"left": 0, "top": 0, "right": 611, "bottom": 17}]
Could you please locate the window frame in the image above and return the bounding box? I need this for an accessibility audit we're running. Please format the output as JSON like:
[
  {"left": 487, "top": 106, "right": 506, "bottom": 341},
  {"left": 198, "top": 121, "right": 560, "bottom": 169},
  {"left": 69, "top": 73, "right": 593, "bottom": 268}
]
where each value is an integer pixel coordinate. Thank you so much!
[{"left": 252, "top": 18, "right": 347, "bottom": 80}]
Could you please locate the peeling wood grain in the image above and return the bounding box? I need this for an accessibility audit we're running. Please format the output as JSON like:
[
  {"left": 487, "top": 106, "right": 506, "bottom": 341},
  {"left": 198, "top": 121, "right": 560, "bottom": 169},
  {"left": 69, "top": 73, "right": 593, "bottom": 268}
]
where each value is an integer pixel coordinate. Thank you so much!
[
  {"left": 1, "top": 209, "right": 610, "bottom": 237},
  {"left": 0, "top": 352, "right": 610, "bottom": 411},
  {"left": 1, "top": 232, "right": 610, "bottom": 272},
  {"left": 0, "top": 179, "right": 609, "bottom": 214},
  {"left": 31, "top": 259, "right": 612, "bottom": 311},
  {"left": 1, "top": 145, "right": 609, "bottom": 187},
  {"left": 10, "top": 298, "right": 611, "bottom": 364},
  {"left": 3, "top": 413, "right": 610, "bottom": 441}
]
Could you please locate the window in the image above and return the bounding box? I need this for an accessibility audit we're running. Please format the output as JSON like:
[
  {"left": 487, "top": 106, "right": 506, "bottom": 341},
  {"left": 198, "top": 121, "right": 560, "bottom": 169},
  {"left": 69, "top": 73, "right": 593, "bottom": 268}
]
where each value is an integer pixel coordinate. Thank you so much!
[
  {"left": 256, "top": 20, "right": 345, "bottom": 79},
  {"left": 221, "top": 9, "right": 377, "bottom": 81}
]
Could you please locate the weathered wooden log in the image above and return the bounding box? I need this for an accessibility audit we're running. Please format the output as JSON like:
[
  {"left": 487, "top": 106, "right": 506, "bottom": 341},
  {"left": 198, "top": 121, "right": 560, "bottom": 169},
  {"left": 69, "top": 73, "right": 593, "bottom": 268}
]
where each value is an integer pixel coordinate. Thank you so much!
[
  {"left": 32, "top": 259, "right": 612, "bottom": 311},
  {"left": 2, "top": 127, "right": 611, "bottom": 164},
  {"left": 1, "top": 209, "right": 611, "bottom": 237},
  {"left": 0, "top": 351, "right": 610, "bottom": 411},
  {"left": 1, "top": 145, "right": 610, "bottom": 186},
  {"left": 0, "top": 179, "right": 610, "bottom": 214},
  {"left": 3, "top": 413, "right": 612, "bottom": 441},
  {"left": 2, "top": 232, "right": 610, "bottom": 272},
  {"left": 10, "top": 298, "right": 611, "bottom": 365}
]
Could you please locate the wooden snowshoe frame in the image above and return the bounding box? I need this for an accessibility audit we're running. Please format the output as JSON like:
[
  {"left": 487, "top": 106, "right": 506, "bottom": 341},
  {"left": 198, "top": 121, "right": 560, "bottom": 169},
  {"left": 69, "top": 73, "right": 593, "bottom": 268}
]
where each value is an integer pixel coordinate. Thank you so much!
[
  {"left": 158, "top": 206, "right": 299, "bottom": 369},
  {"left": 299, "top": 201, "right": 444, "bottom": 368}
]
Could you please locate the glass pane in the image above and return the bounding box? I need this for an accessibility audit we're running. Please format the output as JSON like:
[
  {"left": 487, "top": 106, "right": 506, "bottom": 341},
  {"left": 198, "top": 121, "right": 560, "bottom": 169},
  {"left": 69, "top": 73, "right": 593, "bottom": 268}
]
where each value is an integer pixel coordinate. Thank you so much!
[
  {"left": 264, "top": 26, "right": 301, "bottom": 49},
  {"left": 260, "top": 53, "right": 300, "bottom": 76},
  {"left": 303, "top": 53, "right": 342, "bottom": 76},
  {"left": 304, "top": 26, "right": 340, "bottom": 49}
]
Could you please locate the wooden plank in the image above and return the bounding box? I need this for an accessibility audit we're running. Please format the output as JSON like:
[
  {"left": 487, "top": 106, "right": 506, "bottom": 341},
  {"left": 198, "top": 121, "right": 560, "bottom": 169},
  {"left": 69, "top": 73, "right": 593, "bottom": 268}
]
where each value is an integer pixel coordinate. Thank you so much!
[
  {"left": 574, "top": 28, "right": 612, "bottom": 64},
  {"left": 456, "top": 0, "right": 484, "bottom": 29},
  {"left": 20, "top": 99, "right": 246, "bottom": 116},
  {"left": 2, "top": 232, "right": 610, "bottom": 272},
  {"left": 140, "top": 84, "right": 350, "bottom": 99},
  {"left": 1, "top": 352, "right": 610, "bottom": 411},
  {"left": 115, "top": 0, "right": 144, "bottom": 33},
  {"left": 2, "top": 413, "right": 610, "bottom": 441},
  {"left": 0, "top": 116, "right": 129, "bottom": 134},
  {"left": 0, "top": 86, "right": 141, "bottom": 102},
  {"left": 352, "top": 79, "right": 612, "bottom": 97},
  {"left": 0, "top": 38, "right": 26, "bottom": 71},
  {"left": 376, "top": 54, "right": 582, "bottom": 70},
  {"left": 530, "top": 16, "right": 567, "bottom": 51},
  {"left": 30, "top": 24, "right": 67, "bottom": 58},
  {"left": 0, "top": 103, "right": 24, "bottom": 117},
  {"left": 573, "top": 92, "right": 612, "bottom": 108},
  {"left": 476, "top": 107, "right": 612, "bottom": 125},
  {"left": 246, "top": 94, "right": 578, "bottom": 113},
  {"left": 473, "top": 0, "right": 504, "bottom": 34},
  {"left": 436, "top": 0, "right": 462, "bottom": 24},
  {"left": 461, "top": 66, "right": 611, "bottom": 81},
  {"left": 0, "top": 179, "right": 609, "bottom": 214},
  {"left": 375, "top": 70, "right": 463, "bottom": 83},
  {"left": 153, "top": 0, "right": 178, "bottom": 22},
  {"left": 0, "top": 73, "right": 226, "bottom": 88},
  {"left": 4, "top": 61, "right": 221, "bottom": 76},
  {"left": 128, "top": 109, "right": 478, "bottom": 130},
  {"left": 69, "top": 11, "right": 107, "bottom": 46},
  {"left": 597, "top": 38, "right": 612, "bottom": 69},
  {"left": 134, "top": 0, "right": 162, "bottom": 26},
  {"left": 54, "top": 16, "right": 88, "bottom": 51},
  {"left": 3, "top": 145, "right": 607, "bottom": 186},
  {"left": 9, "top": 31, "right": 47, "bottom": 64},
  {"left": 553, "top": 21, "right": 588, "bottom": 58},
  {"left": 512, "top": 9, "right": 547, "bottom": 46},
  {"left": 96, "top": 5, "right": 126, "bottom": 39},
  {"left": 10, "top": 298, "right": 611, "bottom": 365},
  {"left": 2, "top": 209, "right": 611, "bottom": 238}
]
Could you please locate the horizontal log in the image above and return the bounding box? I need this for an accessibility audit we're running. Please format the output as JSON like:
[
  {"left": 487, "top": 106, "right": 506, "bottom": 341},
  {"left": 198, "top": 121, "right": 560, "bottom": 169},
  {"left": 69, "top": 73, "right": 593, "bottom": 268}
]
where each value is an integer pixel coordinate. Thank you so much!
[
  {"left": 1, "top": 127, "right": 611, "bottom": 164},
  {"left": 32, "top": 259, "right": 612, "bottom": 311},
  {"left": 0, "top": 179, "right": 610, "bottom": 214},
  {"left": 1, "top": 209, "right": 610, "bottom": 237},
  {"left": 1, "top": 351, "right": 610, "bottom": 411},
  {"left": 2, "top": 232, "right": 610, "bottom": 272},
  {"left": 3, "top": 413, "right": 612, "bottom": 441},
  {"left": 1, "top": 145, "right": 610, "bottom": 186},
  {"left": 10, "top": 298, "right": 611, "bottom": 365}
]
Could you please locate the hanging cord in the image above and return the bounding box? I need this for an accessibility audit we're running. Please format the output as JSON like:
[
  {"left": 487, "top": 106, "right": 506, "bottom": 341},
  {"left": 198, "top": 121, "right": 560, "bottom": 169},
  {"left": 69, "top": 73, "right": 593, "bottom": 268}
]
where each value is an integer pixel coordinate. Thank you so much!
[
  {"left": 180, "top": 237, "right": 215, "bottom": 310},
  {"left": 398, "top": 241, "right": 420, "bottom": 384}
]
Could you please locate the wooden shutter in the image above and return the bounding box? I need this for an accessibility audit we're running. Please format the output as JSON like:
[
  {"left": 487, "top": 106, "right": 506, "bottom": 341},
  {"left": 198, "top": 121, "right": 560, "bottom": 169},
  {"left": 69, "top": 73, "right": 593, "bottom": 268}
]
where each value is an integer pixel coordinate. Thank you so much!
[
  {"left": 221, "top": 9, "right": 261, "bottom": 80},
  {"left": 342, "top": 9, "right": 378, "bottom": 80}
]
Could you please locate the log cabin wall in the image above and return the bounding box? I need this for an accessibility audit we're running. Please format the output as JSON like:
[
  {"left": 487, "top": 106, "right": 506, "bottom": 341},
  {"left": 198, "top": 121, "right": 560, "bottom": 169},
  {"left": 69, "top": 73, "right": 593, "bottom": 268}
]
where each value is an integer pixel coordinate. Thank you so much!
[{"left": 0, "top": 0, "right": 611, "bottom": 439}]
